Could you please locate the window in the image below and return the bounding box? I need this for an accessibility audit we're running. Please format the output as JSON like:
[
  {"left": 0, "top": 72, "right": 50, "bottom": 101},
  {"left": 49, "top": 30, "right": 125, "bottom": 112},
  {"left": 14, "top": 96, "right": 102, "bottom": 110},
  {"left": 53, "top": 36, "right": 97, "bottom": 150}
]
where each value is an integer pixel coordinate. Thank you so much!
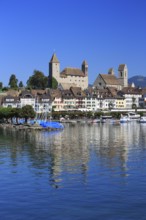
[{"left": 6, "top": 99, "right": 14, "bottom": 102}]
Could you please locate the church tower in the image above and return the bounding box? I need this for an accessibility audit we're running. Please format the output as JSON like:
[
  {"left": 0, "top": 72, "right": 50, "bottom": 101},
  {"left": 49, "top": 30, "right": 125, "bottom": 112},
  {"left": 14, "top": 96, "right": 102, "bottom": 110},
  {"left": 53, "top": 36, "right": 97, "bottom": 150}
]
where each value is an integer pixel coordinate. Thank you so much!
[
  {"left": 108, "top": 68, "right": 114, "bottom": 75},
  {"left": 82, "top": 60, "right": 88, "bottom": 76},
  {"left": 49, "top": 53, "right": 60, "bottom": 87},
  {"left": 118, "top": 64, "right": 128, "bottom": 88}
]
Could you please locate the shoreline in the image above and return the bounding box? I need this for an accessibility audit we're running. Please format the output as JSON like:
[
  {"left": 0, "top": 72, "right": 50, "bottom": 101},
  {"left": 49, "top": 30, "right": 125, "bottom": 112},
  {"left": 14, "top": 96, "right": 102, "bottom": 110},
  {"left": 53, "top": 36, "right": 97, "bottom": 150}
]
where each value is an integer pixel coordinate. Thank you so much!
[{"left": 0, "top": 123, "right": 63, "bottom": 132}]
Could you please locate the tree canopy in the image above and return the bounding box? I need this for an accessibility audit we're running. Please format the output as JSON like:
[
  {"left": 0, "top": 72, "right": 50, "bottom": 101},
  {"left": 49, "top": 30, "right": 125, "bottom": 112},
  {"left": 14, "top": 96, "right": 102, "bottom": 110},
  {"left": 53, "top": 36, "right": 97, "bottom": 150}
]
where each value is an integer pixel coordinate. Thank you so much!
[
  {"left": 27, "top": 70, "right": 48, "bottom": 89},
  {"left": 0, "top": 82, "right": 3, "bottom": 89},
  {"left": 19, "top": 81, "right": 24, "bottom": 88},
  {"left": 0, "top": 106, "right": 35, "bottom": 124},
  {"left": 20, "top": 105, "right": 36, "bottom": 123},
  {"left": 9, "top": 74, "right": 18, "bottom": 89},
  {"left": 52, "top": 77, "right": 58, "bottom": 89}
]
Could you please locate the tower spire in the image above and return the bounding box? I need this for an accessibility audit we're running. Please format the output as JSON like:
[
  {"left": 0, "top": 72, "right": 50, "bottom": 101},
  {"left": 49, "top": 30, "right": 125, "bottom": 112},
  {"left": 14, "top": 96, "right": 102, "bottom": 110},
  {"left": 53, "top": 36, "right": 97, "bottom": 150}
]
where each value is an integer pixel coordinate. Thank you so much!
[{"left": 50, "top": 53, "right": 59, "bottom": 63}]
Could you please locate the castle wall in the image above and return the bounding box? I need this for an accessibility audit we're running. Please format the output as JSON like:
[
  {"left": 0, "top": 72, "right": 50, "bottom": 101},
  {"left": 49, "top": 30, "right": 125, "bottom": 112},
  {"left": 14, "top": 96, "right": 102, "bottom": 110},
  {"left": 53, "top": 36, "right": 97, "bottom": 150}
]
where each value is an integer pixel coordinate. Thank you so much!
[{"left": 59, "top": 75, "right": 88, "bottom": 90}]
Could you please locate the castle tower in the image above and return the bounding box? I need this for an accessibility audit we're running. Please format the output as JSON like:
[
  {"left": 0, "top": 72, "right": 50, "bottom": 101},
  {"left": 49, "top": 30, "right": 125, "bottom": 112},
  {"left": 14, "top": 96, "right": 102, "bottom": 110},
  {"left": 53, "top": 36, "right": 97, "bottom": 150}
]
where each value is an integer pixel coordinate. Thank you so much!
[
  {"left": 118, "top": 64, "right": 128, "bottom": 88},
  {"left": 82, "top": 60, "right": 88, "bottom": 76},
  {"left": 49, "top": 53, "right": 60, "bottom": 87}
]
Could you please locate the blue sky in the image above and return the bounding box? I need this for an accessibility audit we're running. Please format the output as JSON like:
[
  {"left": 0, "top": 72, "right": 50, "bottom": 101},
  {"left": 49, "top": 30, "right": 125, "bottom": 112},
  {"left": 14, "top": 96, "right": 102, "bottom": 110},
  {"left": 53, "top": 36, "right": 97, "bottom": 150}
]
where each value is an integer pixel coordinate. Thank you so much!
[{"left": 0, "top": 0, "right": 146, "bottom": 86}]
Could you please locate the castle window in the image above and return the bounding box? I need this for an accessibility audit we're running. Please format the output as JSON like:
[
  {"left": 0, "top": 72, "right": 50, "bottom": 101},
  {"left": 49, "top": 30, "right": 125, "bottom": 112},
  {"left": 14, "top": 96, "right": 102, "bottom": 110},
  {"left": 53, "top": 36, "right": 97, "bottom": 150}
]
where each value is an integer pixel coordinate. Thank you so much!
[{"left": 121, "top": 72, "right": 122, "bottom": 77}]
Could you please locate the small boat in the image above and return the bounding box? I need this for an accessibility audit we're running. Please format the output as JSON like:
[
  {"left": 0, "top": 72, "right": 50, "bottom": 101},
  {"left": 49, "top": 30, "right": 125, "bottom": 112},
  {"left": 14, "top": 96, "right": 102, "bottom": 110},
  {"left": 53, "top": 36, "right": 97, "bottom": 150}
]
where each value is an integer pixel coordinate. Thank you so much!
[
  {"left": 101, "top": 115, "right": 112, "bottom": 120},
  {"left": 127, "top": 112, "right": 140, "bottom": 120},
  {"left": 92, "top": 118, "right": 101, "bottom": 123},
  {"left": 39, "top": 120, "right": 64, "bottom": 129},
  {"left": 101, "top": 115, "right": 112, "bottom": 123},
  {"left": 138, "top": 117, "right": 146, "bottom": 123},
  {"left": 120, "top": 115, "right": 131, "bottom": 123}
]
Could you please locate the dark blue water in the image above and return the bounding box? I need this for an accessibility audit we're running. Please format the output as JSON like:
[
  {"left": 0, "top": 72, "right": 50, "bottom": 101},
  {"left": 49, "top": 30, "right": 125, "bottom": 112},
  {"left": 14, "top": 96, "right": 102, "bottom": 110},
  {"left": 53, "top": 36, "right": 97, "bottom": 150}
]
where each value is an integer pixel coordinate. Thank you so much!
[{"left": 0, "top": 122, "right": 146, "bottom": 220}]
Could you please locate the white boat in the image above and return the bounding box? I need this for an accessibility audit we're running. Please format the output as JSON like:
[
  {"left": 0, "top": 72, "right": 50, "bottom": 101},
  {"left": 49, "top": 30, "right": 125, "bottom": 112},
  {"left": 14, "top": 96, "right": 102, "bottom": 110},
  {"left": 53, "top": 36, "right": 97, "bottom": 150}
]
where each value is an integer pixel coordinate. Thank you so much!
[
  {"left": 138, "top": 117, "right": 146, "bottom": 123},
  {"left": 92, "top": 119, "right": 101, "bottom": 123},
  {"left": 127, "top": 112, "right": 140, "bottom": 119},
  {"left": 101, "top": 115, "right": 112, "bottom": 123},
  {"left": 120, "top": 115, "right": 131, "bottom": 123}
]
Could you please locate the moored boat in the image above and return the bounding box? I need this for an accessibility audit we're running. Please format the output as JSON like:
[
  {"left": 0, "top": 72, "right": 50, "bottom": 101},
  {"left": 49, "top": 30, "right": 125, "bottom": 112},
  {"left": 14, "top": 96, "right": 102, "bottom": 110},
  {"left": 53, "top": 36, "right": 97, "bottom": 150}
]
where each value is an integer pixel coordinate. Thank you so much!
[
  {"left": 127, "top": 112, "right": 140, "bottom": 119},
  {"left": 92, "top": 118, "right": 101, "bottom": 123},
  {"left": 39, "top": 120, "right": 64, "bottom": 129},
  {"left": 138, "top": 116, "right": 146, "bottom": 123},
  {"left": 120, "top": 115, "right": 131, "bottom": 123}
]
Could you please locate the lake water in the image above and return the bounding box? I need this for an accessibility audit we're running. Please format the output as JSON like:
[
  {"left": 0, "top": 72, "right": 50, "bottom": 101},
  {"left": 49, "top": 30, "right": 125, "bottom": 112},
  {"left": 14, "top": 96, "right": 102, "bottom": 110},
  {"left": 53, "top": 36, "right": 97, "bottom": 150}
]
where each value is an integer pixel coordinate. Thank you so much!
[{"left": 0, "top": 122, "right": 146, "bottom": 220}]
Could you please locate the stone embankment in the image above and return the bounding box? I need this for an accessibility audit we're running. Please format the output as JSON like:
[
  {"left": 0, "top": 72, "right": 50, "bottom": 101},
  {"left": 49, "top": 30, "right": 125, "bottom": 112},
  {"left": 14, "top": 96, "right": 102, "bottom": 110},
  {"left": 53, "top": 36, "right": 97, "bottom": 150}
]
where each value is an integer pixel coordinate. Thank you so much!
[{"left": 0, "top": 123, "right": 60, "bottom": 131}]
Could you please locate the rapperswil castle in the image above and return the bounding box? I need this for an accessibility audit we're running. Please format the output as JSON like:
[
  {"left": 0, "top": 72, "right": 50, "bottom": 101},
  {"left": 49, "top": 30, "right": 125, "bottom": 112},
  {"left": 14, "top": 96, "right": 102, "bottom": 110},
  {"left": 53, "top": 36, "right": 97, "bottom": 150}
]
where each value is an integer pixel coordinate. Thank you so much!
[
  {"left": 49, "top": 53, "right": 128, "bottom": 90},
  {"left": 49, "top": 53, "right": 88, "bottom": 90}
]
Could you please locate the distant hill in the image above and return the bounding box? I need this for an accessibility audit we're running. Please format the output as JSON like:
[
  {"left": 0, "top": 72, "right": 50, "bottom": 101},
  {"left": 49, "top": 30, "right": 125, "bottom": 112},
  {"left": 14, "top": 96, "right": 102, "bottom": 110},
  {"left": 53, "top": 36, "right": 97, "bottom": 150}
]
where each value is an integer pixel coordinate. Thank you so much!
[{"left": 128, "top": 75, "right": 146, "bottom": 88}]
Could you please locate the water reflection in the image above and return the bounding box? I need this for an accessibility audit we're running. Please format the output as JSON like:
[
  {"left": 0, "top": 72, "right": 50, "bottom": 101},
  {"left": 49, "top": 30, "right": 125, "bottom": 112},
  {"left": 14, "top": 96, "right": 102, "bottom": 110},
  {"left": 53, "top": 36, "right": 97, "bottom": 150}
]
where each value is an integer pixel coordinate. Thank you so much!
[{"left": 0, "top": 122, "right": 146, "bottom": 188}]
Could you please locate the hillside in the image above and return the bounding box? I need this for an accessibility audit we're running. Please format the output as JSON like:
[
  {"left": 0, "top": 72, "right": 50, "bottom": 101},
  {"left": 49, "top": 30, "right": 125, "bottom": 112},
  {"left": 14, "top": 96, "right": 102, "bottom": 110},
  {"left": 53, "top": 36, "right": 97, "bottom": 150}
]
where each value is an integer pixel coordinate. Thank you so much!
[{"left": 128, "top": 75, "right": 146, "bottom": 88}]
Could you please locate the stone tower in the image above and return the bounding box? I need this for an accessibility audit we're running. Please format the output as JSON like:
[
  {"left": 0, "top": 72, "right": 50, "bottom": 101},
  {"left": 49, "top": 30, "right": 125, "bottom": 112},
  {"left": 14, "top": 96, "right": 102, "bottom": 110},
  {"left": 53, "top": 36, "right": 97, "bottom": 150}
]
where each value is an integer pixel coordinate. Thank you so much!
[
  {"left": 49, "top": 53, "right": 60, "bottom": 87},
  {"left": 118, "top": 64, "right": 128, "bottom": 88},
  {"left": 108, "top": 68, "right": 114, "bottom": 75},
  {"left": 82, "top": 60, "right": 88, "bottom": 76}
]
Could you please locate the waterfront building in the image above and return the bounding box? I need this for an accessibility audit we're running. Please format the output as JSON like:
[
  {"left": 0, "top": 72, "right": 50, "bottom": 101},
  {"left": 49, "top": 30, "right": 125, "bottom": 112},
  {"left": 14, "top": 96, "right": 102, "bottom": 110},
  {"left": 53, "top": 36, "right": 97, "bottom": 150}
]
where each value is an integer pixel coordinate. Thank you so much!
[
  {"left": 118, "top": 87, "right": 142, "bottom": 109},
  {"left": 60, "top": 89, "right": 76, "bottom": 111},
  {"left": 49, "top": 53, "right": 88, "bottom": 90},
  {"left": 19, "top": 91, "right": 35, "bottom": 109},
  {"left": 139, "top": 88, "right": 146, "bottom": 108},
  {"left": 2, "top": 95, "right": 20, "bottom": 108},
  {"left": 35, "top": 93, "right": 52, "bottom": 114},
  {"left": 70, "top": 87, "right": 86, "bottom": 111},
  {"left": 0, "top": 84, "right": 144, "bottom": 113},
  {"left": 49, "top": 89, "right": 64, "bottom": 112},
  {"left": 115, "top": 98, "right": 126, "bottom": 109},
  {"left": 84, "top": 90, "right": 97, "bottom": 111}
]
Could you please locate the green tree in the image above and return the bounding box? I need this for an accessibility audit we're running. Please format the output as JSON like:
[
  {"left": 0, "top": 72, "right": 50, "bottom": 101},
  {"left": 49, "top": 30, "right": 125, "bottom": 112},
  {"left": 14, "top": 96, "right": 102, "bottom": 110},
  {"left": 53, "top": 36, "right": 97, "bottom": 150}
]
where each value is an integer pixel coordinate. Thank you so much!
[
  {"left": 20, "top": 105, "right": 36, "bottom": 123},
  {"left": 0, "top": 82, "right": 3, "bottom": 90},
  {"left": 9, "top": 108, "right": 21, "bottom": 124},
  {"left": 19, "top": 81, "right": 24, "bottom": 88},
  {"left": 0, "top": 107, "right": 12, "bottom": 123},
  {"left": 2, "top": 87, "right": 8, "bottom": 91},
  {"left": 27, "top": 70, "right": 48, "bottom": 89},
  {"left": 9, "top": 74, "right": 18, "bottom": 89},
  {"left": 52, "top": 77, "right": 58, "bottom": 89}
]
